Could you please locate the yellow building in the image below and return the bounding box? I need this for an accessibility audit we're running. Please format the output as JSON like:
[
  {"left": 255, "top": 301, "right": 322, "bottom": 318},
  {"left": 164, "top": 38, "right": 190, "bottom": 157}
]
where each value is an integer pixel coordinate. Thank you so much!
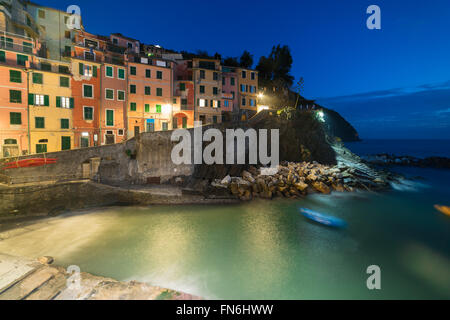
[
  {"left": 28, "top": 58, "right": 74, "bottom": 154},
  {"left": 192, "top": 58, "right": 222, "bottom": 124},
  {"left": 237, "top": 68, "right": 258, "bottom": 120}
]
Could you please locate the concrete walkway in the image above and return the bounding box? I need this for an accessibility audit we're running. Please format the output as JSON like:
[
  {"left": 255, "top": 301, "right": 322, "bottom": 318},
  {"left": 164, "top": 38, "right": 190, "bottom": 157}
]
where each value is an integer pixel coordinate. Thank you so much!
[{"left": 0, "top": 253, "right": 201, "bottom": 300}]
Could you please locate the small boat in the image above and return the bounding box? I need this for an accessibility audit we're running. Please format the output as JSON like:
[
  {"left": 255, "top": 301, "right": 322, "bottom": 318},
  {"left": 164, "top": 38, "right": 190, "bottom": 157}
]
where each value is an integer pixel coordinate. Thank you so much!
[
  {"left": 299, "top": 208, "right": 347, "bottom": 228},
  {"left": 2, "top": 158, "right": 57, "bottom": 170},
  {"left": 434, "top": 205, "right": 450, "bottom": 217}
]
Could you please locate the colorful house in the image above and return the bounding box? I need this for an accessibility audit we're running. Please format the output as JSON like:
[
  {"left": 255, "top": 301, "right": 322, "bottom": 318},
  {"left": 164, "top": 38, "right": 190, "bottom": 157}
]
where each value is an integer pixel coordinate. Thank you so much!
[
  {"left": 127, "top": 55, "right": 173, "bottom": 137},
  {"left": 26, "top": 1, "right": 79, "bottom": 61},
  {"left": 237, "top": 68, "right": 258, "bottom": 121},
  {"left": 173, "top": 59, "right": 194, "bottom": 129},
  {"left": 28, "top": 57, "right": 74, "bottom": 153},
  {"left": 70, "top": 30, "right": 103, "bottom": 148},
  {"left": 0, "top": 32, "right": 33, "bottom": 157},
  {"left": 101, "top": 60, "right": 127, "bottom": 144},
  {"left": 221, "top": 66, "right": 238, "bottom": 122},
  {"left": 192, "top": 58, "right": 222, "bottom": 124}
]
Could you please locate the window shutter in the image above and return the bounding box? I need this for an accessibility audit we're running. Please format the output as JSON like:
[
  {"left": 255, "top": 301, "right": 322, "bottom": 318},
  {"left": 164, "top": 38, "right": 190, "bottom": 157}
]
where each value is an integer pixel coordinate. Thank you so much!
[
  {"left": 79, "top": 63, "right": 84, "bottom": 75},
  {"left": 218, "top": 101, "right": 221, "bottom": 108},
  {"left": 197, "top": 98, "right": 200, "bottom": 106},
  {"left": 70, "top": 98, "right": 74, "bottom": 109},
  {"left": 44, "top": 95, "right": 49, "bottom": 106},
  {"left": 93, "top": 66, "right": 97, "bottom": 77},
  {"left": 56, "top": 96, "right": 61, "bottom": 107},
  {"left": 28, "top": 93, "right": 34, "bottom": 105}
]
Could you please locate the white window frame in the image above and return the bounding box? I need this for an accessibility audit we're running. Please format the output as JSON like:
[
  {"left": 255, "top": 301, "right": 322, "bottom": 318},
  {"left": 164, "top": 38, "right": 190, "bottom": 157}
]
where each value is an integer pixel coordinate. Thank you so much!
[
  {"left": 199, "top": 99, "right": 206, "bottom": 107},
  {"left": 83, "top": 64, "right": 93, "bottom": 77},
  {"left": 118, "top": 129, "right": 124, "bottom": 136},
  {"left": 83, "top": 106, "right": 94, "bottom": 121},
  {"left": 61, "top": 96, "right": 70, "bottom": 109},
  {"left": 105, "top": 109, "right": 114, "bottom": 127},
  {"left": 105, "top": 88, "right": 114, "bottom": 100},
  {"left": 105, "top": 65, "right": 114, "bottom": 78},
  {"left": 117, "top": 90, "right": 125, "bottom": 101},
  {"left": 83, "top": 84, "right": 94, "bottom": 98},
  {"left": 212, "top": 100, "right": 219, "bottom": 108},
  {"left": 34, "top": 94, "right": 45, "bottom": 106}
]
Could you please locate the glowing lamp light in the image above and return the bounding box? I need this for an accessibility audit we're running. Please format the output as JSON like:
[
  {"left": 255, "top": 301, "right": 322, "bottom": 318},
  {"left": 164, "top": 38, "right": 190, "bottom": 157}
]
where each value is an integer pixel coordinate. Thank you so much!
[
  {"left": 162, "top": 104, "right": 173, "bottom": 114},
  {"left": 316, "top": 111, "right": 325, "bottom": 123},
  {"left": 257, "top": 105, "right": 269, "bottom": 113},
  {"left": 258, "top": 93, "right": 264, "bottom": 99}
]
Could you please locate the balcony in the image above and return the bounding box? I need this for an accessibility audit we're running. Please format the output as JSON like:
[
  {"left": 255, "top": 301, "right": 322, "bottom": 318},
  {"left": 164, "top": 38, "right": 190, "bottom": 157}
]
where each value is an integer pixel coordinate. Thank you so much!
[
  {"left": 73, "top": 53, "right": 102, "bottom": 63},
  {"left": 104, "top": 56, "right": 124, "bottom": 66},
  {"left": 0, "top": 37, "right": 34, "bottom": 55}
]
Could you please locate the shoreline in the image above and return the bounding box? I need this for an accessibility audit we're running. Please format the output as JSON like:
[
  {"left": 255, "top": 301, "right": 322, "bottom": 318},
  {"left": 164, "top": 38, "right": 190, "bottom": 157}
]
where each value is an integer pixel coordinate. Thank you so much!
[
  {"left": 0, "top": 253, "right": 202, "bottom": 300},
  {"left": 0, "top": 145, "right": 400, "bottom": 224}
]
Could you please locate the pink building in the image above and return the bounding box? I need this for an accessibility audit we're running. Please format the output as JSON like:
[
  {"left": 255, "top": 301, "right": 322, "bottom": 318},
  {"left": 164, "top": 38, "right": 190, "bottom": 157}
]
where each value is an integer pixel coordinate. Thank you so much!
[
  {"left": 221, "top": 66, "right": 239, "bottom": 121},
  {"left": 110, "top": 33, "right": 140, "bottom": 54},
  {"left": 0, "top": 32, "right": 40, "bottom": 157}
]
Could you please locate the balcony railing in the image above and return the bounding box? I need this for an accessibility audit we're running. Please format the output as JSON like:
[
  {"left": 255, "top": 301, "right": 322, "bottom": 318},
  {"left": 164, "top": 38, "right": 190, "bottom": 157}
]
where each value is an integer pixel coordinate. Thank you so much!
[{"left": 0, "top": 39, "right": 34, "bottom": 55}]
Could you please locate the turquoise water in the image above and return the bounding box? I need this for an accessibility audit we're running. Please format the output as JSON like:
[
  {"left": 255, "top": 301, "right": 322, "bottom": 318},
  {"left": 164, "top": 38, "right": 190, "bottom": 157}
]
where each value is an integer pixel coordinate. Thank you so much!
[
  {"left": 1, "top": 168, "right": 449, "bottom": 299},
  {"left": 1, "top": 141, "right": 449, "bottom": 299}
]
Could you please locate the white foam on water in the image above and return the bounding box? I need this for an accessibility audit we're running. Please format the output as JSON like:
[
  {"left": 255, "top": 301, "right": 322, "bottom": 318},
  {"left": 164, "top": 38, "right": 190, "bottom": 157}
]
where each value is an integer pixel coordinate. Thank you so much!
[{"left": 390, "top": 178, "right": 429, "bottom": 192}]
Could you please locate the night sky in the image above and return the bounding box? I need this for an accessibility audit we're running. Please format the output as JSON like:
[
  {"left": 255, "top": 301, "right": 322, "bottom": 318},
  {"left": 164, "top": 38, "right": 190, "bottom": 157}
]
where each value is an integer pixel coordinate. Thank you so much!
[{"left": 42, "top": 0, "right": 450, "bottom": 139}]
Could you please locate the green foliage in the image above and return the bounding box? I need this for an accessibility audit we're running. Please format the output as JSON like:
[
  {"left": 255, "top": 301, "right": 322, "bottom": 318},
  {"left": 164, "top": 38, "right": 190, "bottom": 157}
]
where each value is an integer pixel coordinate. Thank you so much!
[
  {"left": 256, "top": 45, "right": 294, "bottom": 89},
  {"left": 223, "top": 57, "right": 239, "bottom": 67},
  {"left": 239, "top": 50, "right": 254, "bottom": 69}
]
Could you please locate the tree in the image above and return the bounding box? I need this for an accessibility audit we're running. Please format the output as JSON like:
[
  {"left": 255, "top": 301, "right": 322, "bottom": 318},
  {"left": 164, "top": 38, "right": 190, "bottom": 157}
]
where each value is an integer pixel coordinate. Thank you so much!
[
  {"left": 223, "top": 57, "right": 239, "bottom": 67},
  {"left": 196, "top": 50, "right": 210, "bottom": 58},
  {"left": 256, "top": 44, "right": 294, "bottom": 89},
  {"left": 214, "top": 52, "right": 222, "bottom": 61},
  {"left": 239, "top": 50, "right": 254, "bottom": 69}
]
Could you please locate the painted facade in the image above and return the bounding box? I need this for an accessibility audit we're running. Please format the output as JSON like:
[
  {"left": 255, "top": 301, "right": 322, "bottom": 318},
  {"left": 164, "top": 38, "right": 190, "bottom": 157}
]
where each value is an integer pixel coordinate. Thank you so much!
[
  {"left": 221, "top": 66, "right": 238, "bottom": 122},
  {"left": 71, "top": 30, "right": 103, "bottom": 148},
  {"left": 127, "top": 56, "right": 173, "bottom": 138},
  {"left": 237, "top": 68, "right": 258, "bottom": 120},
  {"left": 0, "top": 31, "right": 39, "bottom": 157},
  {"left": 192, "top": 58, "right": 222, "bottom": 125},
  {"left": 173, "top": 59, "right": 194, "bottom": 129},
  {"left": 28, "top": 57, "right": 73, "bottom": 153},
  {"left": 26, "top": 2, "right": 77, "bottom": 61},
  {"left": 101, "top": 62, "right": 127, "bottom": 144}
]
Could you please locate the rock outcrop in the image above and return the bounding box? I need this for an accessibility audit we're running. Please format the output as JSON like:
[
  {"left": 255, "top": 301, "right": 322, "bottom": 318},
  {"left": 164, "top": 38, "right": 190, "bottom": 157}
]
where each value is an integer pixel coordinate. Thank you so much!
[{"left": 209, "top": 161, "right": 390, "bottom": 201}]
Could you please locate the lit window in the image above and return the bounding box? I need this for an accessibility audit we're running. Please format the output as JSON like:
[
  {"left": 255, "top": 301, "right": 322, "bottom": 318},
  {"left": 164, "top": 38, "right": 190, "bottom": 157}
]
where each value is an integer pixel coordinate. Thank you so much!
[
  {"left": 35, "top": 94, "right": 45, "bottom": 106},
  {"left": 199, "top": 99, "right": 206, "bottom": 107}
]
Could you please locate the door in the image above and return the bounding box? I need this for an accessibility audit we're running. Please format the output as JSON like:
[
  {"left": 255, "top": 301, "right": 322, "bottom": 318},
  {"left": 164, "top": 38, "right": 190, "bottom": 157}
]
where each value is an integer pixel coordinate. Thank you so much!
[
  {"left": 134, "top": 126, "right": 140, "bottom": 136},
  {"left": 61, "top": 136, "right": 71, "bottom": 150},
  {"left": 81, "top": 137, "right": 89, "bottom": 148},
  {"left": 105, "top": 134, "right": 115, "bottom": 145},
  {"left": 146, "top": 123, "right": 155, "bottom": 132}
]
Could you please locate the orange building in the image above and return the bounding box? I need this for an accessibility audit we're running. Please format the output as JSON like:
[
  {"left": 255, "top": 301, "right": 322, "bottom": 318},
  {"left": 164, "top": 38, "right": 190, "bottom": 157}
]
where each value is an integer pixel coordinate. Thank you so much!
[
  {"left": 173, "top": 59, "right": 194, "bottom": 128},
  {"left": 192, "top": 58, "right": 222, "bottom": 124},
  {"left": 70, "top": 30, "right": 104, "bottom": 148},
  {"left": 127, "top": 55, "right": 173, "bottom": 137},
  {"left": 0, "top": 32, "right": 37, "bottom": 157},
  {"left": 237, "top": 68, "right": 258, "bottom": 120}
]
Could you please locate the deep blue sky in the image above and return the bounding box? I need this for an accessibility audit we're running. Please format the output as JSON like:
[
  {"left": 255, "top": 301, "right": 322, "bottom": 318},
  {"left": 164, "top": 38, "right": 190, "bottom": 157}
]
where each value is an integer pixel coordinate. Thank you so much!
[{"left": 42, "top": 0, "right": 450, "bottom": 139}]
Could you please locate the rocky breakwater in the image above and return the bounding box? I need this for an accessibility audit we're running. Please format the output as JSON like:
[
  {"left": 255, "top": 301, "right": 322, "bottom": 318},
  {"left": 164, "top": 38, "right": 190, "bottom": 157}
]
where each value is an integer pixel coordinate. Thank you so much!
[{"left": 210, "top": 161, "right": 390, "bottom": 201}]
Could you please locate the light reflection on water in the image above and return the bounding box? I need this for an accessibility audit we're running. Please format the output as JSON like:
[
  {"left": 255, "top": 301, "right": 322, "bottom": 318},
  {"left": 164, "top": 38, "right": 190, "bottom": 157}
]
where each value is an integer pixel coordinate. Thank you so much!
[{"left": 0, "top": 167, "right": 449, "bottom": 299}]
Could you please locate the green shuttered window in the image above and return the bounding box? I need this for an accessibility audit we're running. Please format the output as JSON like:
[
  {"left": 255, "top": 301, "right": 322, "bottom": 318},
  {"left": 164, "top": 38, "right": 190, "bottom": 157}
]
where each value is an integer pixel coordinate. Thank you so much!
[
  {"left": 10, "top": 112, "right": 22, "bottom": 125},
  {"left": 106, "top": 110, "right": 114, "bottom": 126}
]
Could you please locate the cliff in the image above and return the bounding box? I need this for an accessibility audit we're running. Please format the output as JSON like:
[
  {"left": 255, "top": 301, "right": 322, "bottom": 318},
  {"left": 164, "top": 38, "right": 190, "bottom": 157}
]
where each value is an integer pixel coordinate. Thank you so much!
[{"left": 320, "top": 107, "right": 360, "bottom": 142}]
